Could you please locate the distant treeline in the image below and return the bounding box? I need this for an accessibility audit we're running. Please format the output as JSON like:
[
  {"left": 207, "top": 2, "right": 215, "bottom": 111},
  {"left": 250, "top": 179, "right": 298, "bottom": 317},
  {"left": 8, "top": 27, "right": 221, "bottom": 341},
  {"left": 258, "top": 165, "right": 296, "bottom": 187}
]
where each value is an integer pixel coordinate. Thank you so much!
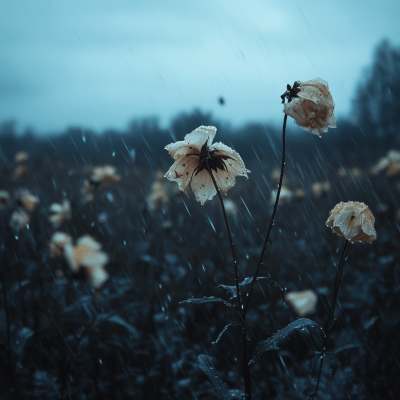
[{"left": 1, "top": 39, "right": 399, "bottom": 170}]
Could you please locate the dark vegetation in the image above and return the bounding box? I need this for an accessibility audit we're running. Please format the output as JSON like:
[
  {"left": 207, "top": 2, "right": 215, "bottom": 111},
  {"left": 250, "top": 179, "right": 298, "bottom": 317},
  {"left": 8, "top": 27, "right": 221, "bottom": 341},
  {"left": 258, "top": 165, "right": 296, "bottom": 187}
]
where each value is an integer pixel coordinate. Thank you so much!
[{"left": 0, "top": 40, "right": 400, "bottom": 399}]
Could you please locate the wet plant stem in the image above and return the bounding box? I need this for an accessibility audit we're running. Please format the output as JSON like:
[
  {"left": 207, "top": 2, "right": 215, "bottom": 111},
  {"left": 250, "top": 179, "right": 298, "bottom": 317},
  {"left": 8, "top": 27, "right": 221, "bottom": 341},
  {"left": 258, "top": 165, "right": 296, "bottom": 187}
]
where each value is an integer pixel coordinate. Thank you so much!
[
  {"left": 313, "top": 240, "right": 349, "bottom": 399},
  {"left": 243, "top": 113, "right": 287, "bottom": 317},
  {"left": 0, "top": 256, "right": 16, "bottom": 400},
  {"left": 207, "top": 164, "right": 252, "bottom": 399}
]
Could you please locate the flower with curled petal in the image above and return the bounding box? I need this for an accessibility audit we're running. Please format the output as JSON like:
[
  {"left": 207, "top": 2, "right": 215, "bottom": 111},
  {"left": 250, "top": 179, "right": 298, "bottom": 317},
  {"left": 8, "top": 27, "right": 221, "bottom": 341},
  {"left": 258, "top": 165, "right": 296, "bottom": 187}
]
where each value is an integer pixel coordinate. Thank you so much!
[
  {"left": 326, "top": 201, "right": 376, "bottom": 244},
  {"left": 282, "top": 78, "right": 336, "bottom": 137},
  {"left": 164, "top": 126, "right": 249, "bottom": 205}
]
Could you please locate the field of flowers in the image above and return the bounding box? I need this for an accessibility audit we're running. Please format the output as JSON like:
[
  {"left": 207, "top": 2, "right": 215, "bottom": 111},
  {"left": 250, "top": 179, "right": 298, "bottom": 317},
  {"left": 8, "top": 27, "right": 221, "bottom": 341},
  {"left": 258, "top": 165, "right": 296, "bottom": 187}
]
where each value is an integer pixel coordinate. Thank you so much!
[{"left": 0, "top": 114, "right": 400, "bottom": 399}]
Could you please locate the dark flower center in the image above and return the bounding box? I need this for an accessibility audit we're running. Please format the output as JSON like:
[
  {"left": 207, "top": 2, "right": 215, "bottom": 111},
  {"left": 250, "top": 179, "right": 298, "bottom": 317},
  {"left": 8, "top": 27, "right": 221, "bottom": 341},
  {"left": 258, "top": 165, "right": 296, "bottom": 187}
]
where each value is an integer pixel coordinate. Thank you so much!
[{"left": 281, "top": 81, "right": 301, "bottom": 104}]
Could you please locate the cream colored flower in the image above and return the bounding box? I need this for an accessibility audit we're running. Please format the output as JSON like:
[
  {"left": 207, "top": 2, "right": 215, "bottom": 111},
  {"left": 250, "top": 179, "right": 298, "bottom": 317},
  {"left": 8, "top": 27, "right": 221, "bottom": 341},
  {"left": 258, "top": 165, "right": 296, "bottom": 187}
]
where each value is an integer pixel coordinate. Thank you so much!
[
  {"left": 17, "top": 188, "right": 40, "bottom": 212},
  {"left": 80, "top": 180, "right": 95, "bottom": 203},
  {"left": 0, "top": 190, "right": 10, "bottom": 209},
  {"left": 294, "top": 188, "right": 306, "bottom": 199},
  {"left": 270, "top": 187, "right": 292, "bottom": 204},
  {"left": 49, "top": 199, "right": 72, "bottom": 228},
  {"left": 326, "top": 201, "right": 376, "bottom": 244},
  {"left": 146, "top": 181, "right": 169, "bottom": 210},
  {"left": 311, "top": 181, "right": 331, "bottom": 198},
  {"left": 165, "top": 126, "right": 249, "bottom": 205},
  {"left": 48, "top": 232, "right": 73, "bottom": 257},
  {"left": 286, "top": 290, "right": 318, "bottom": 317},
  {"left": 10, "top": 209, "right": 30, "bottom": 230},
  {"left": 64, "top": 235, "right": 109, "bottom": 289},
  {"left": 15, "top": 151, "right": 29, "bottom": 163},
  {"left": 338, "top": 168, "right": 347, "bottom": 178},
  {"left": 370, "top": 150, "right": 400, "bottom": 176},
  {"left": 282, "top": 78, "right": 336, "bottom": 137},
  {"left": 90, "top": 165, "right": 120, "bottom": 185},
  {"left": 13, "top": 165, "right": 27, "bottom": 179},
  {"left": 351, "top": 168, "right": 363, "bottom": 178},
  {"left": 224, "top": 199, "right": 238, "bottom": 216}
]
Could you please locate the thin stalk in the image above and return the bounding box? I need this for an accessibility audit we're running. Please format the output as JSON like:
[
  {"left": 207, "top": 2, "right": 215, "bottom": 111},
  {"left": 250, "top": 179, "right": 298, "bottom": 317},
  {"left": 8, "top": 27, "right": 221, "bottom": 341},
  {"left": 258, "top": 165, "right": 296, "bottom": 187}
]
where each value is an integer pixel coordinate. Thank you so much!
[
  {"left": 244, "top": 113, "right": 287, "bottom": 316},
  {"left": 313, "top": 240, "right": 349, "bottom": 399},
  {"left": 207, "top": 164, "right": 252, "bottom": 399},
  {"left": 0, "top": 262, "right": 16, "bottom": 400}
]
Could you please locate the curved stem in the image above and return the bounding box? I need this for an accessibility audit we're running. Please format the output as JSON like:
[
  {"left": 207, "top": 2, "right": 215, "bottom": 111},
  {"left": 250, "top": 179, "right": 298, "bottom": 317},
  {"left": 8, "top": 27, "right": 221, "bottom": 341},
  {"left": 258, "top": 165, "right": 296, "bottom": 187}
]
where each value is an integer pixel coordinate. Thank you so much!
[
  {"left": 207, "top": 164, "right": 252, "bottom": 399},
  {"left": 313, "top": 240, "right": 349, "bottom": 399},
  {"left": 243, "top": 113, "right": 287, "bottom": 316},
  {"left": 206, "top": 164, "right": 242, "bottom": 309}
]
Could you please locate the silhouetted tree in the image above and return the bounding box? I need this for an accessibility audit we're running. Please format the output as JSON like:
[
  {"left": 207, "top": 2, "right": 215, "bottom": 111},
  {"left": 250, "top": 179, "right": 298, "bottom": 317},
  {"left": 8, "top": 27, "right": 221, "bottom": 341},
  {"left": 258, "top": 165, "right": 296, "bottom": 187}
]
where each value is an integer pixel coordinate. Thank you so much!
[{"left": 352, "top": 39, "right": 400, "bottom": 146}]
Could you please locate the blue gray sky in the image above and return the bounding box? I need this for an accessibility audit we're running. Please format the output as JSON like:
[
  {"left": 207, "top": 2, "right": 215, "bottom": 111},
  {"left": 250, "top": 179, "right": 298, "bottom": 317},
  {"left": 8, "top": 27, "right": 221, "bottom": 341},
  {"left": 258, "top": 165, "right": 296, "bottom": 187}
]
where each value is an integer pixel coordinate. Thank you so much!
[{"left": 1, "top": 0, "right": 399, "bottom": 134}]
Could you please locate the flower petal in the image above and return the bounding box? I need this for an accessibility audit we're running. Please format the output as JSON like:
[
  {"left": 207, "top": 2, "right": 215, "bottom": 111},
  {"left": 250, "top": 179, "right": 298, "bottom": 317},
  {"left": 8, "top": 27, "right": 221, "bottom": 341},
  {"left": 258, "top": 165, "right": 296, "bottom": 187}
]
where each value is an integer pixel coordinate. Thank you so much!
[
  {"left": 191, "top": 169, "right": 216, "bottom": 205},
  {"left": 211, "top": 142, "right": 250, "bottom": 178},
  {"left": 165, "top": 126, "right": 217, "bottom": 160}
]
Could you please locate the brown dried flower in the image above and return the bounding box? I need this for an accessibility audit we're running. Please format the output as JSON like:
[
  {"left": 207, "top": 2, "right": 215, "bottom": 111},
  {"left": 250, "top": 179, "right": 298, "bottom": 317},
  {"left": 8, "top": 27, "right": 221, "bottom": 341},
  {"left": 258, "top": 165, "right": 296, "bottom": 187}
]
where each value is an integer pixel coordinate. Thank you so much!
[
  {"left": 282, "top": 78, "right": 336, "bottom": 137},
  {"left": 13, "top": 165, "right": 27, "bottom": 179},
  {"left": 48, "top": 232, "right": 73, "bottom": 257},
  {"left": 17, "top": 188, "right": 40, "bottom": 212},
  {"left": 165, "top": 126, "right": 249, "bottom": 205},
  {"left": 326, "top": 201, "right": 376, "bottom": 244}
]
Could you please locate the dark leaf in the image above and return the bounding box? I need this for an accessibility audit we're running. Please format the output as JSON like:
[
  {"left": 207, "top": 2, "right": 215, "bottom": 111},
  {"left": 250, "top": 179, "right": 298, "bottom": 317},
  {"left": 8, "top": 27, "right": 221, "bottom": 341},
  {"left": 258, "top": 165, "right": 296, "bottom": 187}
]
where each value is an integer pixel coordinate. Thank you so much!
[
  {"left": 212, "top": 324, "right": 241, "bottom": 345},
  {"left": 216, "top": 277, "right": 269, "bottom": 299},
  {"left": 198, "top": 355, "right": 231, "bottom": 400},
  {"left": 249, "top": 318, "right": 322, "bottom": 365},
  {"left": 309, "top": 355, "right": 319, "bottom": 380},
  {"left": 328, "top": 353, "right": 340, "bottom": 378},
  {"left": 180, "top": 296, "right": 238, "bottom": 309}
]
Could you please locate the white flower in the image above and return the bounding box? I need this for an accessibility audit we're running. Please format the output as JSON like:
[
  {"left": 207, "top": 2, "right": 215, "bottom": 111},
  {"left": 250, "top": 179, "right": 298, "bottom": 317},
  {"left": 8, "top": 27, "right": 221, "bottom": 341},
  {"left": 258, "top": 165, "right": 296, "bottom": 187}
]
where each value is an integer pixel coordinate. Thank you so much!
[
  {"left": 48, "top": 232, "right": 73, "bottom": 257},
  {"left": 49, "top": 199, "right": 71, "bottom": 228},
  {"left": 10, "top": 209, "right": 30, "bottom": 230},
  {"left": 15, "top": 152, "right": 29, "bottom": 163},
  {"left": 17, "top": 188, "right": 40, "bottom": 212},
  {"left": 270, "top": 187, "right": 292, "bottom": 204},
  {"left": 282, "top": 78, "right": 336, "bottom": 137},
  {"left": 90, "top": 165, "right": 120, "bottom": 185},
  {"left": 286, "top": 290, "right": 318, "bottom": 317},
  {"left": 164, "top": 126, "right": 249, "bottom": 205}
]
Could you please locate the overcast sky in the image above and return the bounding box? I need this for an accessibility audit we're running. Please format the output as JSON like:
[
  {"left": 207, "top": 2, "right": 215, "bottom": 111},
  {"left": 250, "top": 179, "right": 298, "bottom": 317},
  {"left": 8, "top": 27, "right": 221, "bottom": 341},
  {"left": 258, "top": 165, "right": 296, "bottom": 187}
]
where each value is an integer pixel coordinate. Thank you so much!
[{"left": 1, "top": 0, "right": 399, "bottom": 134}]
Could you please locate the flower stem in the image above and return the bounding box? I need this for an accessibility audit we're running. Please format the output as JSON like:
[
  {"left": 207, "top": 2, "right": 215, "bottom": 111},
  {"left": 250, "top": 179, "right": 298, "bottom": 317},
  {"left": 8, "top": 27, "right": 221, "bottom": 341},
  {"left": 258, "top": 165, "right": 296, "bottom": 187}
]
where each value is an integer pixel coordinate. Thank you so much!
[
  {"left": 207, "top": 164, "right": 252, "bottom": 399},
  {"left": 313, "top": 240, "right": 349, "bottom": 399},
  {"left": 243, "top": 113, "right": 287, "bottom": 316}
]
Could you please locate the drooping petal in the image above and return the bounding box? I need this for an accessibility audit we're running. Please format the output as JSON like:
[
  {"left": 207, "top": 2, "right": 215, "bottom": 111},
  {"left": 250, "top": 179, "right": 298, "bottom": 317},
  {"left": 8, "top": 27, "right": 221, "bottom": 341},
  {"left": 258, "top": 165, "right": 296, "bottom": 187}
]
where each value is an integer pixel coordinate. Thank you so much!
[
  {"left": 165, "top": 126, "right": 217, "bottom": 160},
  {"left": 212, "top": 169, "right": 237, "bottom": 195},
  {"left": 191, "top": 169, "right": 217, "bottom": 205},
  {"left": 211, "top": 142, "right": 250, "bottom": 178}
]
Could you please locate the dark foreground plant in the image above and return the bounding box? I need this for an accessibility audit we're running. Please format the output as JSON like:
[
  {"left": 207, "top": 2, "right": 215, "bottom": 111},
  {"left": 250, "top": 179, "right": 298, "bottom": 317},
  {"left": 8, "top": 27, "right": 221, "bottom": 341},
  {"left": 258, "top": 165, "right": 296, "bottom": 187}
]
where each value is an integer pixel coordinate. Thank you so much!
[{"left": 165, "top": 79, "right": 340, "bottom": 399}]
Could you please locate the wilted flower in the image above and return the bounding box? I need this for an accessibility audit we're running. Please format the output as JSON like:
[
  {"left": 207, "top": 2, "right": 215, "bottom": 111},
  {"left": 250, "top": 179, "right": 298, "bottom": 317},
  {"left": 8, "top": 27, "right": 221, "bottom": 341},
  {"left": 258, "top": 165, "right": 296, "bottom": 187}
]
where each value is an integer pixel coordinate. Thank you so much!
[
  {"left": 13, "top": 165, "right": 27, "bottom": 179},
  {"left": 48, "top": 232, "right": 73, "bottom": 257},
  {"left": 165, "top": 126, "right": 249, "bottom": 205},
  {"left": 294, "top": 188, "right": 306, "bottom": 199},
  {"left": 17, "top": 188, "right": 40, "bottom": 212},
  {"left": 337, "top": 168, "right": 347, "bottom": 178},
  {"left": 49, "top": 199, "right": 72, "bottom": 228},
  {"left": 10, "top": 209, "right": 30, "bottom": 230},
  {"left": 286, "top": 290, "right": 318, "bottom": 317},
  {"left": 311, "top": 181, "right": 331, "bottom": 198},
  {"left": 0, "top": 190, "right": 10, "bottom": 209},
  {"left": 15, "top": 151, "right": 29, "bottom": 163},
  {"left": 64, "top": 235, "right": 109, "bottom": 289},
  {"left": 326, "top": 201, "right": 376, "bottom": 244},
  {"left": 80, "top": 180, "right": 95, "bottom": 203},
  {"left": 370, "top": 150, "right": 400, "bottom": 176},
  {"left": 351, "top": 167, "right": 363, "bottom": 178},
  {"left": 90, "top": 165, "right": 120, "bottom": 185},
  {"left": 282, "top": 78, "right": 336, "bottom": 137},
  {"left": 270, "top": 187, "right": 292, "bottom": 204},
  {"left": 146, "top": 181, "right": 169, "bottom": 210}
]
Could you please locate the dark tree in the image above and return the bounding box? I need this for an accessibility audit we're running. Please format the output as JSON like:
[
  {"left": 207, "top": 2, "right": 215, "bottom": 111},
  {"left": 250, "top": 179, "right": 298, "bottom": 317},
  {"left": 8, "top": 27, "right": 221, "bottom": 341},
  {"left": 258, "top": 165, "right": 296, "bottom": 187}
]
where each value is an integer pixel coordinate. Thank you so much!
[{"left": 352, "top": 39, "right": 400, "bottom": 146}]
